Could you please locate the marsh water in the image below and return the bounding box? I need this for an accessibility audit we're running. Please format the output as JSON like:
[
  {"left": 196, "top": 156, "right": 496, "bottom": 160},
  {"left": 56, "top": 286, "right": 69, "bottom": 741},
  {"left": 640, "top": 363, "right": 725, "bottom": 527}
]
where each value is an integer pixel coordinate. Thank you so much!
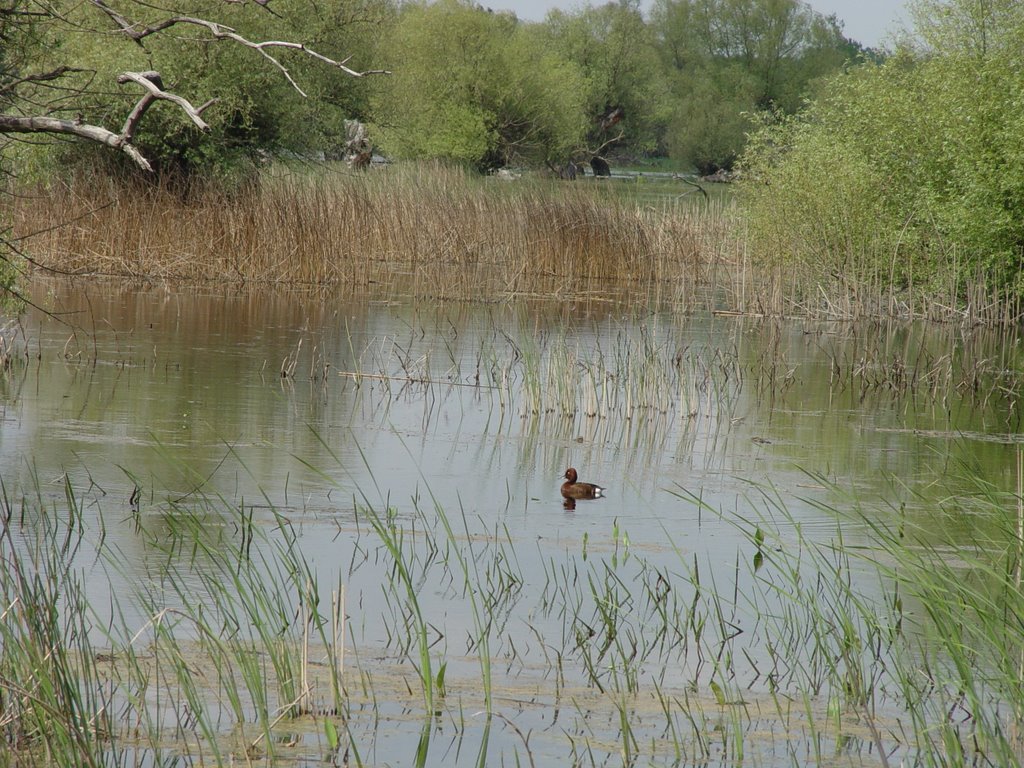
[{"left": 4, "top": 276, "right": 1024, "bottom": 766}]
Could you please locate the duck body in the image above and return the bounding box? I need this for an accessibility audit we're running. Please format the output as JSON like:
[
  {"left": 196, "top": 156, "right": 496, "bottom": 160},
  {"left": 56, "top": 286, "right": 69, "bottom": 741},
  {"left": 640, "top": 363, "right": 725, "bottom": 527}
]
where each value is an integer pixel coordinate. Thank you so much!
[{"left": 561, "top": 467, "right": 605, "bottom": 500}]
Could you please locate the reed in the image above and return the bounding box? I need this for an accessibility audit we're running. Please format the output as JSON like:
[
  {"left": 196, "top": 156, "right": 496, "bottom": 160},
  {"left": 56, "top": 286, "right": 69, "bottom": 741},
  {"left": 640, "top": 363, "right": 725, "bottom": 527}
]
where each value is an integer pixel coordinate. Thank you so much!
[
  {"left": 13, "top": 161, "right": 1024, "bottom": 321},
  {"left": 0, "top": 511, "right": 112, "bottom": 767},
  {"left": 11, "top": 163, "right": 738, "bottom": 309},
  {"left": 359, "top": 500, "right": 439, "bottom": 715},
  {"left": 5, "top": 428, "right": 1024, "bottom": 765},
  {"left": 744, "top": 243, "right": 1024, "bottom": 324},
  {"left": 668, "top": 455, "right": 1024, "bottom": 766}
]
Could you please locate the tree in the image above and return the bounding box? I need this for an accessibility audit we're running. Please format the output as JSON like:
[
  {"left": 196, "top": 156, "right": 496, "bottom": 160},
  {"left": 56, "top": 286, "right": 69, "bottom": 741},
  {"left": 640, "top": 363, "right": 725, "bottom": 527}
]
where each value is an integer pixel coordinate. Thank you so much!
[
  {"left": 650, "top": 0, "right": 858, "bottom": 172},
  {"left": 0, "top": 0, "right": 389, "bottom": 308},
  {"left": 909, "top": 0, "right": 1022, "bottom": 58},
  {"left": 741, "top": 0, "right": 1024, "bottom": 306},
  {"left": 371, "top": 0, "right": 587, "bottom": 169},
  {"left": 541, "top": 0, "right": 670, "bottom": 160},
  {"left": 0, "top": 0, "right": 389, "bottom": 176},
  {"left": 664, "top": 63, "right": 759, "bottom": 175}
]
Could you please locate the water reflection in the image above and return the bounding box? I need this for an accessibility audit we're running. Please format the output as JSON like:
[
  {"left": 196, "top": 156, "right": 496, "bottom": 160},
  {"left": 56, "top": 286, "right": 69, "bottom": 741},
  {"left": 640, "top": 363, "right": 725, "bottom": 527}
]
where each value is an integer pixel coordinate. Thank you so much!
[
  {"left": 3, "top": 277, "right": 1024, "bottom": 765},
  {"left": 5, "top": 278, "right": 1023, "bottom": 543}
]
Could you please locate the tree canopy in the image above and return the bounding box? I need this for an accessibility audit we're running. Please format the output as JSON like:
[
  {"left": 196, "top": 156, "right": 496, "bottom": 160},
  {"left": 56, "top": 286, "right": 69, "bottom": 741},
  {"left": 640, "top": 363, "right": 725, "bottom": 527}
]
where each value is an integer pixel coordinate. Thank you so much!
[
  {"left": 0, "top": 0, "right": 389, "bottom": 177},
  {"left": 651, "top": 0, "right": 860, "bottom": 173},
  {"left": 370, "top": 0, "right": 587, "bottom": 169},
  {"left": 1, "top": 0, "right": 860, "bottom": 177}
]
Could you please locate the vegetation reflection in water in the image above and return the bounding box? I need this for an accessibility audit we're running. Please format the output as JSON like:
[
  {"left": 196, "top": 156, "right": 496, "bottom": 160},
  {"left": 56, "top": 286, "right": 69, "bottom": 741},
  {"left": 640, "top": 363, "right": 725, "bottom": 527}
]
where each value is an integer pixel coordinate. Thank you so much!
[{"left": 2, "top": 281, "right": 1024, "bottom": 766}]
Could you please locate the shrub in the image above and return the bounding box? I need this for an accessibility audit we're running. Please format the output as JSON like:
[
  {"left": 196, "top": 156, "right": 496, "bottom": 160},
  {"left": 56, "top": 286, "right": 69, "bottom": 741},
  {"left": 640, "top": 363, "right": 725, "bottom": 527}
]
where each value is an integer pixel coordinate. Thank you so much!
[{"left": 741, "top": 34, "right": 1024, "bottom": 313}]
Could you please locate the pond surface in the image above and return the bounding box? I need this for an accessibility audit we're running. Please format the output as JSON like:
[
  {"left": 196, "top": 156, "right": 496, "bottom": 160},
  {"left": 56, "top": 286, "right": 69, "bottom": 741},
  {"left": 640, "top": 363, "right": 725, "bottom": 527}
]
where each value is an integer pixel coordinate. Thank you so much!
[{"left": 3, "top": 277, "right": 1023, "bottom": 766}]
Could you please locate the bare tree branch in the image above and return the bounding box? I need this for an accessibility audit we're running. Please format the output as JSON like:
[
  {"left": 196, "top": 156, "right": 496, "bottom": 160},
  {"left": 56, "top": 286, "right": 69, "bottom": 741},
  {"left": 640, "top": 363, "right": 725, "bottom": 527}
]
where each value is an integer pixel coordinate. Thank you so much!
[
  {"left": 0, "top": 114, "right": 154, "bottom": 171},
  {"left": 0, "top": 71, "right": 216, "bottom": 171},
  {"left": 117, "top": 71, "right": 214, "bottom": 140},
  {"left": 0, "top": 67, "right": 83, "bottom": 96},
  {"left": 0, "top": 1, "right": 388, "bottom": 170},
  {"left": 588, "top": 130, "right": 625, "bottom": 158},
  {"left": 89, "top": 0, "right": 390, "bottom": 97}
]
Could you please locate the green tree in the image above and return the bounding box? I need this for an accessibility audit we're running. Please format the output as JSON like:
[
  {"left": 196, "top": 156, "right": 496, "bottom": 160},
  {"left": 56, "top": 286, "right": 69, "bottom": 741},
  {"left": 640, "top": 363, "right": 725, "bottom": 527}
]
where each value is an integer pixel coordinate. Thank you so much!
[
  {"left": 651, "top": 0, "right": 857, "bottom": 172},
  {"left": 0, "top": 0, "right": 387, "bottom": 307},
  {"left": 742, "top": 0, "right": 1024, "bottom": 305},
  {"left": 371, "top": 0, "right": 586, "bottom": 169},
  {"left": 541, "top": 0, "right": 670, "bottom": 159},
  {"left": 664, "top": 63, "right": 759, "bottom": 175},
  {"left": 910, "top": 0, "right": 1022, "bottom": 58},
  {"left": 1, "top": 0, "right": 389, "bottom": 179}
]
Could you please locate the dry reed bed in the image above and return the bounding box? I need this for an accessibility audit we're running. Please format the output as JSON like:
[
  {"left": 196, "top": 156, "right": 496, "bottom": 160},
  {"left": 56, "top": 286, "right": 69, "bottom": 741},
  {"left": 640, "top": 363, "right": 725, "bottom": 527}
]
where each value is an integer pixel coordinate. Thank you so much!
[
  {"left": 12, "top": 165, "right": 743, "bottom": 306},
  {"left": 13, "top": 166, "right": 1020, "bottom": 322}
]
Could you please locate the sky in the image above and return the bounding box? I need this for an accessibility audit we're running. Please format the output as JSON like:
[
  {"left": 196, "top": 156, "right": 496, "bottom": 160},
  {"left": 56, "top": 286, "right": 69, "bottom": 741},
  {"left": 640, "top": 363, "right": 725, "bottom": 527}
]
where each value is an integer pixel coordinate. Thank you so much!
[
  {"left": 802, "top": 0, "right": 910, "bottom": 47},
  {"left": 490, "top": 0, "right": 911, "bottom": 49}
]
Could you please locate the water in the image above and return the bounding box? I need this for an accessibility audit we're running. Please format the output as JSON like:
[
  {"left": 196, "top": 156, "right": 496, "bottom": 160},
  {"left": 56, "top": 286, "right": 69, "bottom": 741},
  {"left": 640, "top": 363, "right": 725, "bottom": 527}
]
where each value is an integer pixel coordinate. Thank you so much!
[{"left": 2, "top": 277, "right": 1022, "bottom": 765}]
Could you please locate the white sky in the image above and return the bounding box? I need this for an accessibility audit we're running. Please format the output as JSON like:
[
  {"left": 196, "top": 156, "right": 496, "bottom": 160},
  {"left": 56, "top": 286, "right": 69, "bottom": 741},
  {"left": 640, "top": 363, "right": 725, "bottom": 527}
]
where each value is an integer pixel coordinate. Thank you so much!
[
  {"left": 803, "top": 0, "right": 911, "bottom": 47},
  {"left": 491, "top": 0, "right": 912, "bottom": 49}
]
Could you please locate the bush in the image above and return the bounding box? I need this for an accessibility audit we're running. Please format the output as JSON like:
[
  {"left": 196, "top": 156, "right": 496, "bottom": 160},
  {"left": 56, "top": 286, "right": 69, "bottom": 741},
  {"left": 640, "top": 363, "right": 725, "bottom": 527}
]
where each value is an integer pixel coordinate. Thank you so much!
[{"left": 741, "top": 35, "right": 1024, "bottom": 311}]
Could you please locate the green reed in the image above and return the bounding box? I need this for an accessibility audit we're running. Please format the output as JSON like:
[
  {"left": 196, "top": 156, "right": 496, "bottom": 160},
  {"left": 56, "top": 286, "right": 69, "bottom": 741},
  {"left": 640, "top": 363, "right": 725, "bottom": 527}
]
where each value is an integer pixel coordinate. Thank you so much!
[
  {"left": 358, "top": 500, "right": 438, "bottom": 716},
  {"left": 667, "top": 454, "right": 1024, "bottom": 766},
  {"left": 0, "top": 475, "right": 125, "bottom": 767},
  {"left": 430, "top": 501, "right": 495, "bottom": 715},
  {"left": 0, "top": 463, "right": 364, "bottom": 765},
  {"left": 4, "top": 433, "right": 1024, "bottom": 765}
]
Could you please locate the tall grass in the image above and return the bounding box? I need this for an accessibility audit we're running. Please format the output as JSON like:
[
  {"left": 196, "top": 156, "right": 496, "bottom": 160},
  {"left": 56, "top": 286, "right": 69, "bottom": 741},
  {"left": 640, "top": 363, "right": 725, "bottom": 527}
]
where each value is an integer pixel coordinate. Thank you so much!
[
  {"left": 0, "top": 467, "right": 352, "bottom": 766},
  {"left": 11, "top": 163, "right": 742, "bottom": 309},
  {"left": 12, "top": 159, "right": 1024, "bottom": 321},
  {"left": 0, "top": 491, "right": 112, "bottom": 767}
]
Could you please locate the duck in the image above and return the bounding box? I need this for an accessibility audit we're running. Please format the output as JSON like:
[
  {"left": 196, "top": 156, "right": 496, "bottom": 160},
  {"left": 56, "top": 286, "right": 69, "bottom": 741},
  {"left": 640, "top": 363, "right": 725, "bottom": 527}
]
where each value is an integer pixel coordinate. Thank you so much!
[{"left": 561, "top": 467, "right": 605, "bottom": 500}]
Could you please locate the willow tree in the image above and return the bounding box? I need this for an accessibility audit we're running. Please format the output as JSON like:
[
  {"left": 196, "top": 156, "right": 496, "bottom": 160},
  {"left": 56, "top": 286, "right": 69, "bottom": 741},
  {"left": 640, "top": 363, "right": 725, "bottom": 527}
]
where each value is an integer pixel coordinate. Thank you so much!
[
  {"left": 370, "top": 0, "right": 587, "bottom": 170},
  {"left": 741, "top": 0, "right": 1024, "bottom": 308},
  {"left": 0, "top": 0, "right": 392, "bottom": 305},
  {"left": 541, "top": 0, "right": 670, "bottom": 161},
  {"left": 651, "top": 0, "right": 859, "bottom": 173}
]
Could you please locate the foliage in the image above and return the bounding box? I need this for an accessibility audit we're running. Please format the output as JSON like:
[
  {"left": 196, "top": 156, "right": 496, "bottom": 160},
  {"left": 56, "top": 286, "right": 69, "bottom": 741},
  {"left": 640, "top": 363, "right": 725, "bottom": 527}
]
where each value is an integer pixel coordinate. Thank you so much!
[
  {"left": 0, "top": 0, "right": 391, "bottom": 304},
  {"left": 541, "top": 0, "right": 670, "bottom": 160},
  {"left": 370, "top": 0, "right": 858, "bottom": 173},
  {"left": 741, "top": 105, "right": 904, "bottom": 286},
  {"left": 2, "top": 0, "right": 389, "bottom": 180},
  {"left": 742, "top": 0, "right": 1024, "bottom": 306},
  {"left": 2, "top": 0, "right": 868, "bottom": 181},
  {"left": 663, "top": 63, "right": 758, "bottom": 175},
  {"left": 371, "top": 0, "right": 586, "bottom": 169},
  {"left": 651, "top": 0, "right": 860, "bottom": 172}
]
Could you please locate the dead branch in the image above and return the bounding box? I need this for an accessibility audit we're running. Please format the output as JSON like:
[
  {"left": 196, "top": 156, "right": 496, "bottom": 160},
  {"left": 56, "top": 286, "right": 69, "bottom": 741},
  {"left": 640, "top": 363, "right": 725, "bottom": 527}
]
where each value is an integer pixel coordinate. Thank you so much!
[
  {"left": 89, "top": 0, "right": 390, "bottom": 97},
  {"left": 0, "top": 1, "right": 388, "bottom": 170},
  {"left": 0, "top": 114, "right": 154, "bottom": 171},
  {"left": 588, "top": 130, "right": 625, "bottom": 158},
  {"left": 0, "top": 67, "right": 83, "bottom": 96},
  {"left": 117, "top": 71, "right": 215, "bottom": 140},
  {"left": 1, "top": 71, "right": 214, "bottom": 171}
]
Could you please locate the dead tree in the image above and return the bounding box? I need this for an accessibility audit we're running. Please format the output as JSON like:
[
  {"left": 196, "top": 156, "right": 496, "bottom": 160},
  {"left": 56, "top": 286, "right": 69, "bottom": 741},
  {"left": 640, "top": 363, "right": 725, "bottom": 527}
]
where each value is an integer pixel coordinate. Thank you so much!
[
  {"left": 343, "top": 120, "right": 374, "bottom": 169},
  {"left": 551, "top": 130, "right": 624, "bottom": 181}
]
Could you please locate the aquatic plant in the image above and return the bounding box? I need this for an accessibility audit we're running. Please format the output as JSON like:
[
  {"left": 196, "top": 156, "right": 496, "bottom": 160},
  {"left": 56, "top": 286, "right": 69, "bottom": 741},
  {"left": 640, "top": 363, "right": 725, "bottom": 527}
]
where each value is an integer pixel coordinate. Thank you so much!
[
  {"left": 11, "top": 164, "right": 733, "bottom": 311},
  {"left": 3, "top": 422, "right": 1024, "bottom": 766}
]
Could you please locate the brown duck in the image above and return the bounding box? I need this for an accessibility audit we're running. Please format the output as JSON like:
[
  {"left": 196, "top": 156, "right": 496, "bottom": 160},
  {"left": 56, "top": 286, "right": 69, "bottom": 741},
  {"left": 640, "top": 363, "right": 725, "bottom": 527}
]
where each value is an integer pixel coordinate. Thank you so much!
[{"left": 561, "top": 467, "right": 606, "bottom": 500}]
